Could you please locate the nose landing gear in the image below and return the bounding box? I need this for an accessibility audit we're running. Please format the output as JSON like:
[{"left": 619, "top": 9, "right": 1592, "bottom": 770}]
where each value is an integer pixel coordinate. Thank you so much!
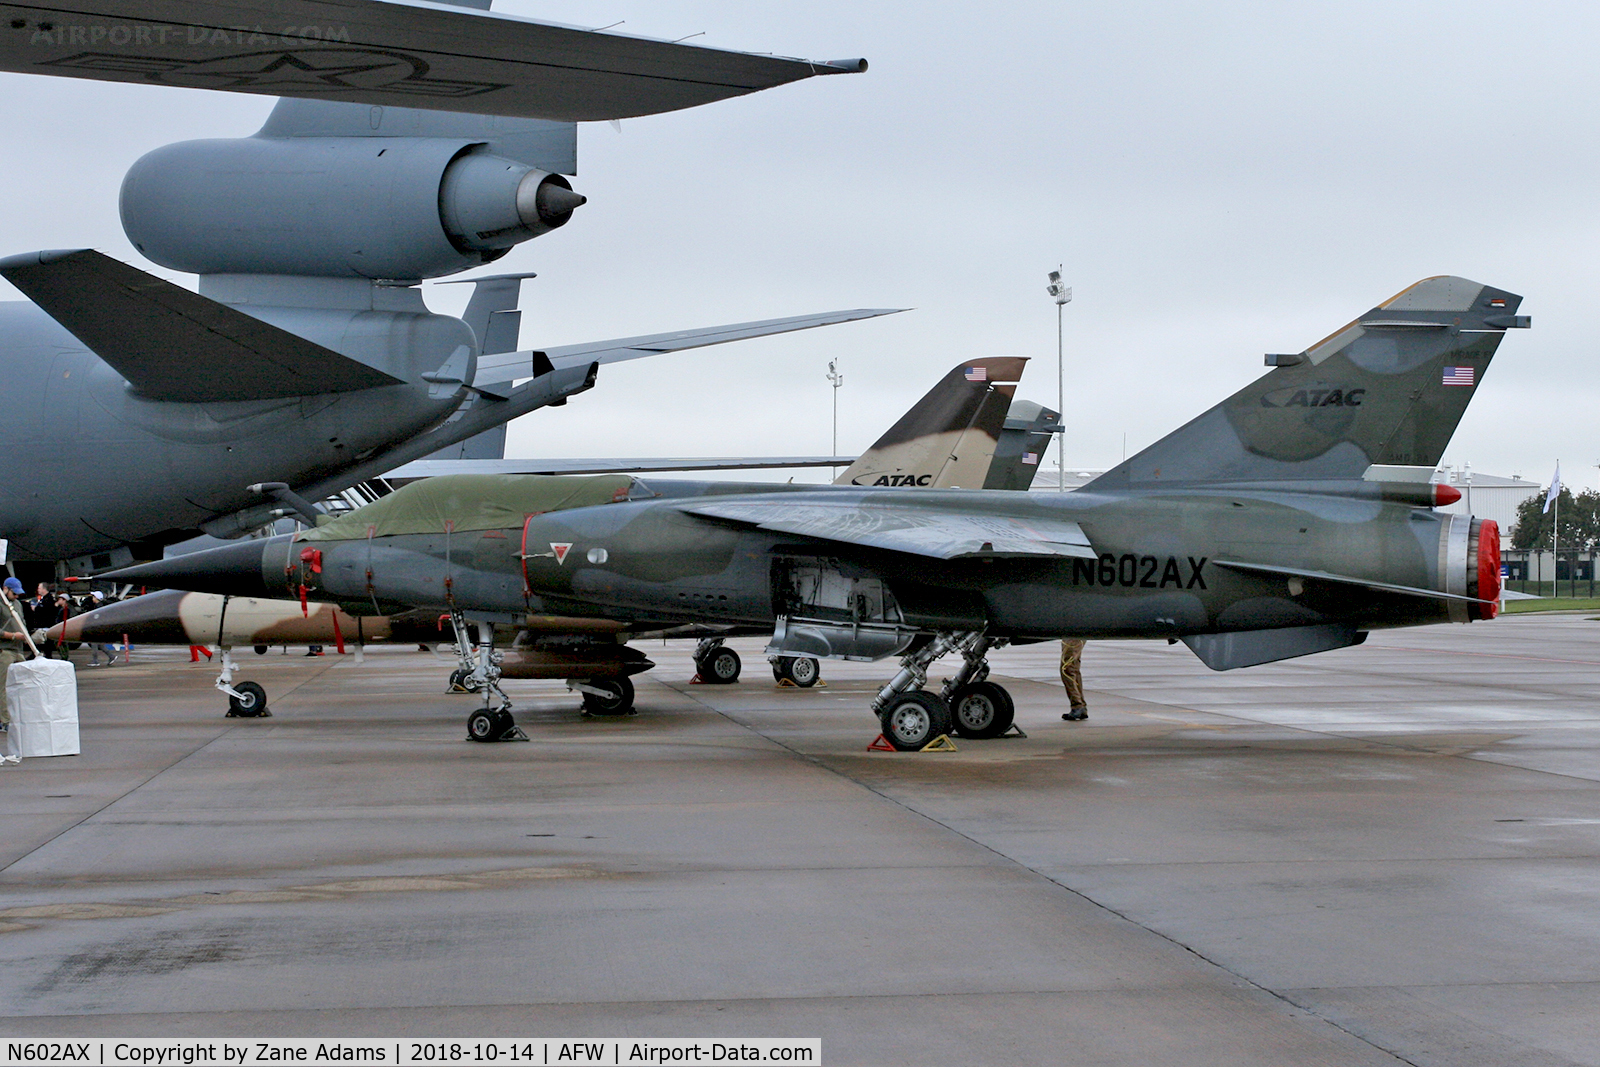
[
  {"left": 217, "top": 649, "right": 271, "bottom": 718},
  {"left": 451, "top": 609, "right": 526, "bottom": 743}
]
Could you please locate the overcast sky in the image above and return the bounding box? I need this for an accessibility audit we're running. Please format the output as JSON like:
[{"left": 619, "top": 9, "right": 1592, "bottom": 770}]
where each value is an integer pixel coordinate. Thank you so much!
[{"left": 2, "top": 1, "right": 1596, "bottom": 487}]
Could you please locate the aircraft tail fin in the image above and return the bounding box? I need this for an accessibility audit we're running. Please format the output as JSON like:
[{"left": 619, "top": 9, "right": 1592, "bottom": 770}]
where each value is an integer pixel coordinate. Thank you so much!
[
  {"left": 0, "top": 249, "right": 403, "bottom": 402},
  {"left": 424, "top": 271, "right": 539, "bottom": 461},
  {"left": 984, "top": 399, "right": 1062, "bottom": 490},
  {"left": 835, "top": 359, "right": 1027, "bottom": 489},
  {"left": 1085, "top": 277, "right": 1529, "bottom": 491}
]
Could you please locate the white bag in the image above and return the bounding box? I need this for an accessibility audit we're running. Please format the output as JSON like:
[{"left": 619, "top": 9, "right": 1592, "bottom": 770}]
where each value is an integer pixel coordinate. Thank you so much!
[{"left": 7, "top": 658, "right": 79, "bottom": 757}]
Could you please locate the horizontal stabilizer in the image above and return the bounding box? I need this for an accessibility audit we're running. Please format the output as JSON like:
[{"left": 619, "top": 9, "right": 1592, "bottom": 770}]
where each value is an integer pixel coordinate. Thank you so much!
[
  {"left": 1, "top": 0, "right": 867, "bottom": 120},
  {"left": 383, "top": 456, "right": 855, "bottom": 480},
  {"left": 1213, "top": 559, "right": 1493, "bottom": 605},
  {"left": 1184, "top": 624, "right": 1366, "bottom": 671},
  {"left": 0, "top": 249, "right": 402, "bottom": 402},
  {"left": 473, "top": 309, "right": 905, "bottom": 388},
  {"left": 680, "top": 497, "right": 1097, "bottom": 560}
]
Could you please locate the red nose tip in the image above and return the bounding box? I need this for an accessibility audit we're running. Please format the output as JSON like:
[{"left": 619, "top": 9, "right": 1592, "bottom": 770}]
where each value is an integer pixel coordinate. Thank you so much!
[{"left": 1434, "top": 484, "right": 1462, "bottom": 506}]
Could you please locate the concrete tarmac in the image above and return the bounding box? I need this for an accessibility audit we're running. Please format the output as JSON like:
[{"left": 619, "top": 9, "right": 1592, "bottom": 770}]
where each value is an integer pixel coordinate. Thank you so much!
[{"left": 3, "top": 615, "right": 1600, "bottom": 1065}]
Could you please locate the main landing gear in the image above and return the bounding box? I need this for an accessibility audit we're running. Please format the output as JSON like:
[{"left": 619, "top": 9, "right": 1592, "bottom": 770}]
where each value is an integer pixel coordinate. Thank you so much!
[
  {"left": 693, "top": 638, "right": 742, "bottom": 684},
  {"left": 870, "top": 632, "right": 1014, "bottom": 750},
  {"left": 216, "top": 649, "right": 271, "bottom": 718},
  {"left": 770, "top": 654, "right": 821, "bottom": 687}
]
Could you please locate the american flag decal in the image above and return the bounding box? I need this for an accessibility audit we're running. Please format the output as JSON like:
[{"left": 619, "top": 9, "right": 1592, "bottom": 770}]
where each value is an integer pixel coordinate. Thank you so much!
[
  {"left": 1442, "top": 366, "right": 1474, "bottom": 386},
  {"left": 964, "top": 366, "right": 987, "bottom": 382},
  {"left": 1022, "top": 452, "right": 1039, "bottom": 465}
]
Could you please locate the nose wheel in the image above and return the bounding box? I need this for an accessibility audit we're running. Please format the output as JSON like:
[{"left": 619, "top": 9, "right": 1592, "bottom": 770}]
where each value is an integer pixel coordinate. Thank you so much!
[
  {"left": 467, "top": 708, "right": 519, "bottom": 742},
  {"left": 225, "top": 679, "right": 270, "bottom": 718}
]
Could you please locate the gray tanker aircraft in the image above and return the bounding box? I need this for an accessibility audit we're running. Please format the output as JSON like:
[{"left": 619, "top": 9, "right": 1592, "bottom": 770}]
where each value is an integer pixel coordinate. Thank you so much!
[
  {"left": 0, "top": 0, "right": 877, "bottom": 574},
  {"left": 118, "top": 277, "right": 1530, "bottom": 748},
  {"left": 67, "top": 359, "right": 1057, "bottom": 718}
]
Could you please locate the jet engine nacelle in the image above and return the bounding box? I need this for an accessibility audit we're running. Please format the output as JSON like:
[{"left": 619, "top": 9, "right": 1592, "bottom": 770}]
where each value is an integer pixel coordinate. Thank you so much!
[{"left": 120, "top": 137, "right": 584, "bottom": 281}]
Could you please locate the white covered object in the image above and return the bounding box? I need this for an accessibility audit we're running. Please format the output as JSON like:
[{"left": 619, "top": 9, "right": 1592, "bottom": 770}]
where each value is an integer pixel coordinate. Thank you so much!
[{"left": 7, "top": 658, "right": 79, "bottom": 757}]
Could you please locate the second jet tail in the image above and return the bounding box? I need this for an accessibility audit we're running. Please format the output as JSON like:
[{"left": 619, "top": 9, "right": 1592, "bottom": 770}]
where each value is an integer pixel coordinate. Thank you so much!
[{"left": 836, "top": 358, "right": 1027, "bottom": 489}]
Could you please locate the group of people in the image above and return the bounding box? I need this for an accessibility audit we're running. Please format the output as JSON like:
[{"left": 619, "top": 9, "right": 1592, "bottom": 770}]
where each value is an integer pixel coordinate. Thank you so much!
[{"left": 6, "top": 579, "right": 122, "bottom": 665}]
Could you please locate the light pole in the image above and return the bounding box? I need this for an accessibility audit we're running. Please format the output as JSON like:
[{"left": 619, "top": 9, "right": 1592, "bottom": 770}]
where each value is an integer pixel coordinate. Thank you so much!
[
  {"left": 1046, "top": 268, "right": 1072, "bottom": 490},
  {"left": 826, "top": 358, "right": 843, "bottom": 472}
]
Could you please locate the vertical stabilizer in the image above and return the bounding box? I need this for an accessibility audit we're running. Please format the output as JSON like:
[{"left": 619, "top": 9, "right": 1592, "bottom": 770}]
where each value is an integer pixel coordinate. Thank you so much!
[
  {"left": 836, "top": 359, "right": 1027, "bottom": 488},
  {"left": 1087, "top": 277, "right": 1528, "bottom": 490},
  {"left": 984, "top": 400, "right": 1062, "bottom": 490}
]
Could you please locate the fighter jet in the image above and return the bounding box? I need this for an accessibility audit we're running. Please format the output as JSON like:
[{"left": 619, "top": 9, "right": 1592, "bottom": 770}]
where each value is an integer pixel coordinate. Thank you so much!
[
  {"left": 0, "top": 0, "right": 879, "bottom": 574},
  {"left": 117, "top": 276, "right": 1528, "bottom": 749},
  {"left": 70, "top": 358, "right": 1051, "bottom": 719}
]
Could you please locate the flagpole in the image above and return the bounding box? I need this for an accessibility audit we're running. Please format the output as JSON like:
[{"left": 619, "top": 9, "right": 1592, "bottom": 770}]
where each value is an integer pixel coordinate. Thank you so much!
[{"left": 1543, "top": 460, "right": 1563, "bottom": 599}]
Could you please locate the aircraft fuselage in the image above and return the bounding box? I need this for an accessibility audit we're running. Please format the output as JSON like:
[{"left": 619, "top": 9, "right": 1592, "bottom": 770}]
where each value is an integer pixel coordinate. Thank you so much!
[{"left": 0, "top": 301, "right": 458, "bottom": 561}]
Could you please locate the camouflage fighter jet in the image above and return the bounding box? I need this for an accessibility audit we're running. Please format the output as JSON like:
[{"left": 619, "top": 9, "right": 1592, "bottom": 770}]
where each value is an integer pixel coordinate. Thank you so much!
[
  {"left": 113, "top": 276, "right": 1527, "bottom": 749},
  {"left": 84, "top": 358, "right": 1050, "bottom": 721}
]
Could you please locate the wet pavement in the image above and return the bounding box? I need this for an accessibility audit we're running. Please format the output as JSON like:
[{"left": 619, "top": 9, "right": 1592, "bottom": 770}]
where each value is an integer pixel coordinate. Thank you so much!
[{"left": 3, "top": 614, "right": 1600, "bottom": 1065}]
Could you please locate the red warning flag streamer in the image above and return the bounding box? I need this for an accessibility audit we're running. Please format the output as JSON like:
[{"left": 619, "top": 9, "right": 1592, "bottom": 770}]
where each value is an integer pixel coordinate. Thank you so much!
[{"left": 332, "top": 610, "right": 346, "bottom": 655}]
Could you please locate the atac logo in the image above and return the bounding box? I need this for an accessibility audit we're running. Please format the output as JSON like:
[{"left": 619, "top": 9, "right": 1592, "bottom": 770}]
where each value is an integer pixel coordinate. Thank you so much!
[
  {"left": 852, "top": 473, "right": 933, "bottom": 487},
  {"left": 1258, "top": 384, "right": 1366, "bottom": 409}
]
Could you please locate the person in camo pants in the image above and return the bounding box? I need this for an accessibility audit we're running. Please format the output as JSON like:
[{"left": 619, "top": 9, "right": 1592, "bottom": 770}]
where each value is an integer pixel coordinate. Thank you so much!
[{"left": 1059, "top": 638, "right": 1088, "bottom": 722}]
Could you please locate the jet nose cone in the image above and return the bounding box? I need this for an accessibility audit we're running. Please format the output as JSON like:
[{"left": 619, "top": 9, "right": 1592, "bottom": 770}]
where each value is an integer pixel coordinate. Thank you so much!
[
  {"left": 105, "top": 538, "right": 281, "bottom": 599},
  {"left": 60, "top": 589, "right": 192, "bottom": 643}
]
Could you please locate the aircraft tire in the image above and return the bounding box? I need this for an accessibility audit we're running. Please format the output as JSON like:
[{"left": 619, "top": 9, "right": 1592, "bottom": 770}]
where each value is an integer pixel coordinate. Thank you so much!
[
  {"left": 698, "top": 647, "right": 742, "bottom": 684},
  {"left": 879, "top": 690, "right": 951, "bottom": 751},
  {"left": 950, "top": 681, "right": 1015, "bottom": 739},
  {"left": 581, "top": 677, "right": 635, "bottom": 715},
  {"left": 467, "top": 708, "right": 511, "bottom": 742},
  {"left": 448, "top": 667, "right": 483, "bottom": 694},
  {"left": 253, "top": 645, "right": 269, "bottom": 655},
  {"left": 228, "top": 681, "right": 269, "bottom": 718},
  {"left": 772, "top": 656, "right": 820, "bottom": 687}
]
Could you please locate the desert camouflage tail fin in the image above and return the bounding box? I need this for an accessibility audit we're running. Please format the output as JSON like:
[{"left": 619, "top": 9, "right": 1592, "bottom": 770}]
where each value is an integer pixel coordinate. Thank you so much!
[
  {"left": 1086, "top": 277, "right": 1528, "bottom": 491},
  {"left": 984, "top": 399, "right": 1062, "bottom": 490},
  {"left": 836, "top": 358, "right": 1026, "bottom": 488}
]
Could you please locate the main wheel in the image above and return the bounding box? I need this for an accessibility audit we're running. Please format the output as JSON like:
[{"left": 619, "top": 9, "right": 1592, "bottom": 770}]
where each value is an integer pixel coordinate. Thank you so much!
[
  {"left": 698, "top": 646, "right": 742, "bottom": 684},
  {"left": 581, "top": 677, "right": 635, "bottom": 715},
  {"left": 467, "top": 708, "right": 510, "bottom": 742},
  {"left": 228, "top": 680, "right": 269, "bottom": 718},
  {"left": 778, "top": 656, "right": 820, "bottom": 687},
  {"left": 253, "top": 644, "right": 269, "bottom": 656},
  {"left": 949, "top": 681, "right": 1015, "bottom": 739},
  {"left": 448, "top": 667, "right": 483, "bottom": 693},
  {"left": 878, "top": 690, "right": 952, "bottom": 751}
]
